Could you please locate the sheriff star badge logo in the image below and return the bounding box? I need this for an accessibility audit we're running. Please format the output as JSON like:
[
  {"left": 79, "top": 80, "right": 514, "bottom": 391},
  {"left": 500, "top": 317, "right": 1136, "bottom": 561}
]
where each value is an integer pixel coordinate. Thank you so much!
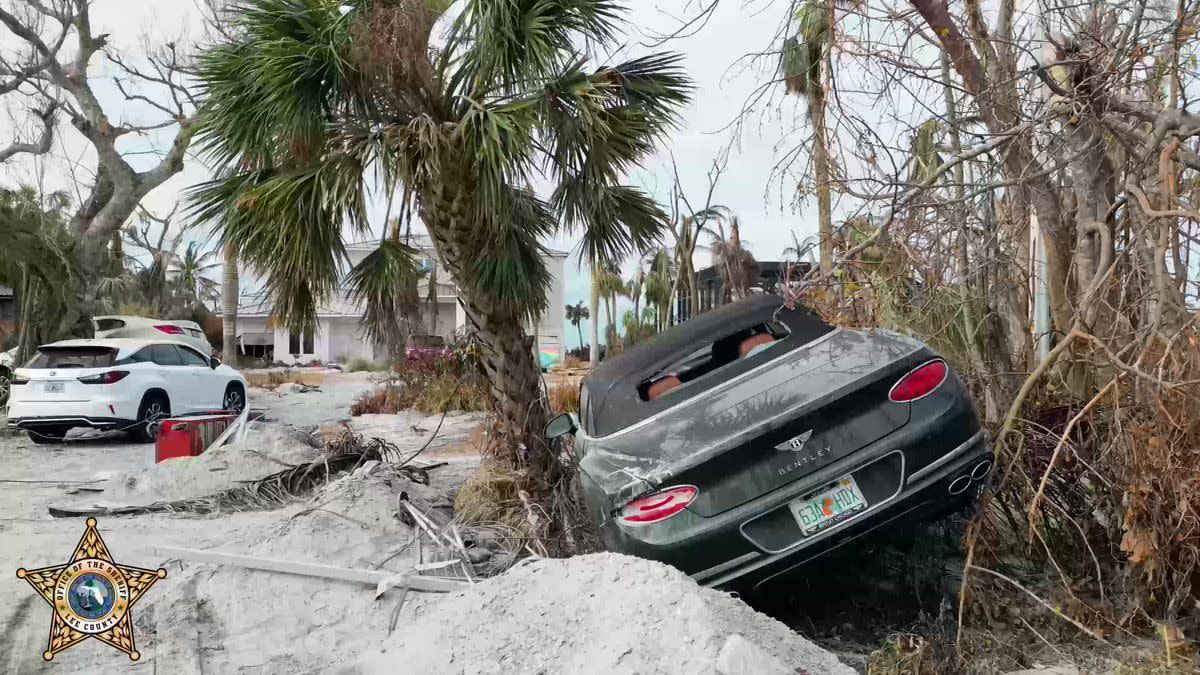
[{"left": 16, "top": 517, "right": 166, "bottom": 662}]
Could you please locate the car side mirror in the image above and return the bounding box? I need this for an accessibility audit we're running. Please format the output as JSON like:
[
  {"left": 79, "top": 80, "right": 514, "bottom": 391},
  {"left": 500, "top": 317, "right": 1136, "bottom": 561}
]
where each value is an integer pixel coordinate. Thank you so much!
[
  {"left": 209, "top": 357, "right": 221, "bottom": 369},
  {"left": 544, "top": 412, "right": 577, "bottom": 439}
]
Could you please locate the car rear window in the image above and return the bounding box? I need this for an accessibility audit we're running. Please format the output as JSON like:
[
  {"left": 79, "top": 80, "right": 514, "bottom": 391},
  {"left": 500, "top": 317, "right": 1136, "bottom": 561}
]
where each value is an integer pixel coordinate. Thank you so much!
[
  {"left": 94, "top": 318, "right": 126, "bottom": 331},
  {"left": 24, "top": 347, "right": 117, "bottom": 369}
]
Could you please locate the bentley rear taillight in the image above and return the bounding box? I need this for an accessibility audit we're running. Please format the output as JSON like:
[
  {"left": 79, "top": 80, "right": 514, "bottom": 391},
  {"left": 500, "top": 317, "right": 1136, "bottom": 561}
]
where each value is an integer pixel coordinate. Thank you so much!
[
  {"left": 617, "top": 486, "right": 697, "bottom": 525},
  {"left": 889, "top": 359, "right": 948, "bottom": 402}
]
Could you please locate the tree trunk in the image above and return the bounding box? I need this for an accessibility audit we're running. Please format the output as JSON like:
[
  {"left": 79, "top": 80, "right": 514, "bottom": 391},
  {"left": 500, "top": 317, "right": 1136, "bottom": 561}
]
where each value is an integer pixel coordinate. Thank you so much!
[
  {"left": 420, "top": 184, "right": 550, "bottom": 467},
  {"left": 810, "top": 87, "right": 833, "bottom": 274},
  {"left": 589, "top": 269, "right": 601, "bottom": 364},
  {"left": 221, "top": 241, "right": 239, "bottom": 368}
]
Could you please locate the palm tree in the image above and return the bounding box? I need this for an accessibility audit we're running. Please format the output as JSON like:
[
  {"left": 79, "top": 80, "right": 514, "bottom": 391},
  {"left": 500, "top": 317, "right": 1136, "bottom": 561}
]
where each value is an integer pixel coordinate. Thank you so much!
[
  {"left": 565, "top": 301, "right": 589, "bottom": 357},
  {"left": 782, "top": 0, "right": 847, "bottom": 274},
  {"left": 644, "top": 248, "right": 673, "bottom": 330},
  {"left": 589, "top": 266, "right": 602, "bottom": 364},
  {"left": 594, "top": 262, "right": 625, "bottom": 349},
  {"left": 174, "top": 242, "right": 222, "bottom": 310},
  {"left": 189, "top": 0, "right": 690, "bottom": 463}
]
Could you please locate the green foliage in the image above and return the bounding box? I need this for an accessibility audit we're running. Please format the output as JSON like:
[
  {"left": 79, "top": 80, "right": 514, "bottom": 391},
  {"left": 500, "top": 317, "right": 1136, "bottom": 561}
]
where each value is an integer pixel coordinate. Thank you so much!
[
  {"left": 621, "top": 307, "right": 659, "bottom": 348},
  {"left": 0, "top": 188, "right": 127, "bottom": 359}
]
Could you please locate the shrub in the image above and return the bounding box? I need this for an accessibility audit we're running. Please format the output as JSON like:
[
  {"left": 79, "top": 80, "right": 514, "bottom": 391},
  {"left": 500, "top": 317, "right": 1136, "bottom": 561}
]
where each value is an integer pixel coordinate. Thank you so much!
[
  {"left": 350, "top": 348, "right": 489, "bottom": 415},
  {"left": 344, "top": 357, "right": 388, "bottom": 373},
  {"left": 562, "top": 355, "right": 583, "bottom": 369}
]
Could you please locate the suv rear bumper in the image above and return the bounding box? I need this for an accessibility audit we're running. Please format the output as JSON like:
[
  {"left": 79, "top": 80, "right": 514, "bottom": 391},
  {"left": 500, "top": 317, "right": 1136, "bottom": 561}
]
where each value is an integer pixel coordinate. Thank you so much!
[
  {"left": 8, "top": 416, "right": 133, "bottom": 430},
  {"left": 7, "top": 396, "right": 141, "bottom": 422}
]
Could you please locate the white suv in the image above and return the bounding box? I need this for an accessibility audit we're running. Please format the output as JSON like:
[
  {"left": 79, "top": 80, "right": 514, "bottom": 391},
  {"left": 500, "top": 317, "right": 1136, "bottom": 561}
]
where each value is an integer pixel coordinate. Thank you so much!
[
  {"left": 6, "top": 338, "right": 248, "bottom": 444},
  {"left": 93, "top": 316, "right": 214, "bottom": 356}
]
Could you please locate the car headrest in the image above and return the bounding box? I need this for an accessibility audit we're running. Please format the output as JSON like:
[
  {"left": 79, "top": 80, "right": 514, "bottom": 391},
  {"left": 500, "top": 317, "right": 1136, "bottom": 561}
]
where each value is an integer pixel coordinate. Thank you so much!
[
  {"left": 738, "top": 333, "right": 775, "bottom": 357},
  {"left": 645, "top": 375, "right": 682, "bottom": 400}
]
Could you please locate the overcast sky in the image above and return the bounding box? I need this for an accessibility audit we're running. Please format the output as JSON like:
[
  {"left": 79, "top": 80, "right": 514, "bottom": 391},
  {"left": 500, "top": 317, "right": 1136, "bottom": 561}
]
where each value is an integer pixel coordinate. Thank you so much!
[{"left": 0, "top": 0, "right": 831, "bottom": 349}]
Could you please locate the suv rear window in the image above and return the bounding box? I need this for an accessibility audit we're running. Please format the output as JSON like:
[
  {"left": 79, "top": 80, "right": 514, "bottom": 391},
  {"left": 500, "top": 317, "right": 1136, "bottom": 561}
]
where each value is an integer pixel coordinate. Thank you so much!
[
  {"left": 95, "top": 318, "right": 126, "bottom": 331},
  {"left": 24, "top": 347, "right": 117, "bottom": 369}
]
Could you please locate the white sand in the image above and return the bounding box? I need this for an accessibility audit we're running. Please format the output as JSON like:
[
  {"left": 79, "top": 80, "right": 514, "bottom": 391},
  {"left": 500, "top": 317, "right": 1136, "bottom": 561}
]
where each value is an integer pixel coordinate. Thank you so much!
[{"left": 363, "top": 552, "right": 854, "bottom": 675}]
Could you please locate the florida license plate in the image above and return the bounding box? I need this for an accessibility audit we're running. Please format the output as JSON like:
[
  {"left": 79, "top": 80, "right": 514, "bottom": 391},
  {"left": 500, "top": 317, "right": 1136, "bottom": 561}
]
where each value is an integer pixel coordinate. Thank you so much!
[
  {"left": 44, "top": 382, "right": 64, "bottom": 394},
  {"left": 789, "top": 475, "right": 867, "bottom": 535}
]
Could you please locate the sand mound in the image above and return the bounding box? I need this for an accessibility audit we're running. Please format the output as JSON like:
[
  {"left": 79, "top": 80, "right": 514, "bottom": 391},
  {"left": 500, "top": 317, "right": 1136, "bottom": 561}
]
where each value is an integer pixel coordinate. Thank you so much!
[
  {"left": 137, "top": 469, "right": 455, "bottom": 672},
  {"left": 363, "top": 552, "right": 854, "bottom": 675},
  {"left": 101, "top": 425, "right": 321, "bottom": 506}
]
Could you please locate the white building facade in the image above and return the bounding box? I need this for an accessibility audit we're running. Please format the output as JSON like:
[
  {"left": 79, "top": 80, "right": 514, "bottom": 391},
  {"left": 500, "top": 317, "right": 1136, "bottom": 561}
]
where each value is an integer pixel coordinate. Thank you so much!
[{"left": 234, "top": 236, "right": 568, "bottom": 366}]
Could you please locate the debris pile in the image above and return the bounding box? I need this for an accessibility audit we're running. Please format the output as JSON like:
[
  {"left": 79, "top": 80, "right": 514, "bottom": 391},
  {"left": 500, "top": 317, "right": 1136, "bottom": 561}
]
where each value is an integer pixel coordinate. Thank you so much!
[
  {"left": 105, "top": 425, "right": 321, "bottom": 505},
  {"left": 364, "top": 552, "right": 854, "bottom": 674}
]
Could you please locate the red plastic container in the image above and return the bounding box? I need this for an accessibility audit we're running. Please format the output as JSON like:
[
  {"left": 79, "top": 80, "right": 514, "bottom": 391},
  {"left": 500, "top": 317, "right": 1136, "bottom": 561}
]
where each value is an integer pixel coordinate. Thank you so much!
[{"left": 154, "top": 412, "right": 239, "bottom": 463}]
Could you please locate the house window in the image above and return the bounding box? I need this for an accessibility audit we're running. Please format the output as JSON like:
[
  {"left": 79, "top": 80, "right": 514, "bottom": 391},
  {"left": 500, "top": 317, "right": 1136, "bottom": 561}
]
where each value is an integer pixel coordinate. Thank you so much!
[{"left": 288, "top": 329, "right": 314, "bottom": 354}]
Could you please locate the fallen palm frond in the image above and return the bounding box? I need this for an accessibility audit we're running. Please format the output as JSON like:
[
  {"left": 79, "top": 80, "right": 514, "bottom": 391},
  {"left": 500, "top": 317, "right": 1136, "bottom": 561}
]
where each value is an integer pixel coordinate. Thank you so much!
[{"left": 49, "top": 429, "right": 428, "bottom": 518}]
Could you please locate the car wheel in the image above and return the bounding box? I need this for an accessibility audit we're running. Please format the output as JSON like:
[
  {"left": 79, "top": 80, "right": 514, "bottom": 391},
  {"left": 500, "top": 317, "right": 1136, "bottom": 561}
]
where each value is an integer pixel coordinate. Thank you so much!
[
  {"left": 131, "top": 392, "right": 170, "bottom": 443},
  {"left": 28, "top": 426, "right": 69, "bottom": 445},
  {"left": 222, "top": 383, "right": 246, "bottom": 413}
]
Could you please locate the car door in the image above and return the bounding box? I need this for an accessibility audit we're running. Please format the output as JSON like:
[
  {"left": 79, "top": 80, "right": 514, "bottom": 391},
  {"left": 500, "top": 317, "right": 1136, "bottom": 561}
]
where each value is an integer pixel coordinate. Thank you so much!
[
  {"left": 148, "top": 343, "right": 193, "bottom": 412},
  {"left": 175, "top": 344, "right": 224, "bottom": 410}
]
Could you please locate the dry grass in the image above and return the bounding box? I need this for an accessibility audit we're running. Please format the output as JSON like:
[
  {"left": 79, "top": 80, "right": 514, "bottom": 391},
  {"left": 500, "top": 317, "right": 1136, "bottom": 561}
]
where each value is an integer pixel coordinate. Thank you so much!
[
  {"left": 454, "top": 462, "right": 530, "bottom": 537},
  {"left": 349, "top": 385, "right": 405, "bottom": 415},
  {"left": 548, "top": 385, "right": 580, "bottom": 415},
  {"left": 344, "top": 357, "right": 388, "bottom": 373}
]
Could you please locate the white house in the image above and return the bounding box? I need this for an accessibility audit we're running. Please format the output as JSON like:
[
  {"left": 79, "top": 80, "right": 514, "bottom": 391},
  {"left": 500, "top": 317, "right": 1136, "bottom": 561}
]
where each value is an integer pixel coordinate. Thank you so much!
[{"left": 234, "top": 235, "right": 569, "bottom": 365}]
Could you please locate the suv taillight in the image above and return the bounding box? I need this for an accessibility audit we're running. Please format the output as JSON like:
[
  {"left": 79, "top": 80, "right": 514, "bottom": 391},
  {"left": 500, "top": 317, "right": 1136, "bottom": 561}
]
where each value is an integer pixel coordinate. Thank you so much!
[
  {"left": 9, "top": 376, "right": 27, "bottom": 385},
  {"left": 888, "top": 359, "right": 948, "bottom": 402},
  {"left": 616, "top": 486, "right": 698, "bottom": 524},
  {"left": 155, "top": 324, "right": 184, "bottom": 335},
  {"left": 77, "top": 370, "right": 130, "bottom": 385}
]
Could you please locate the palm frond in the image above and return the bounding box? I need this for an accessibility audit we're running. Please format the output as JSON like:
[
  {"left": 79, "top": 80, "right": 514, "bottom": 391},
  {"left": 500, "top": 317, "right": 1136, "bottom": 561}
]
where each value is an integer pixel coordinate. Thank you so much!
[
  {"left": 345, "top": 239, "right": 423, "bottom": 349},
  {"left": 189, "top": 154, "right": 369, "bottom": 334},
  {"left": 781, "top": 1, "right": 829, "bottom": 96},
  {"left": 555, "top": 181, "right": 667, "bottom": 265},
  {"left": 910, "top": 119, "right": 943, "bottom": 184},
  {"left": 541, "top": 54, "right": 690, "bottom": 183},
  {"left": 192, "top": 0, "right": 361, "bottom": 169},
  {"left": 457, "top": 0, "right": 624, "bottom": 93},
  {"left": 471, "top": 186, "right": 554, "bottom": 320}
]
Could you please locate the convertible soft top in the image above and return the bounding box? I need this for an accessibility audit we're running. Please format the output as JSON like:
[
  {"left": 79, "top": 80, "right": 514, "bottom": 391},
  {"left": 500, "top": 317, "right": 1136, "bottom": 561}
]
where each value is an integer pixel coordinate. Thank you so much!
[{"left": 581, "top": 294, "right": 835, "bottom": 436}]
